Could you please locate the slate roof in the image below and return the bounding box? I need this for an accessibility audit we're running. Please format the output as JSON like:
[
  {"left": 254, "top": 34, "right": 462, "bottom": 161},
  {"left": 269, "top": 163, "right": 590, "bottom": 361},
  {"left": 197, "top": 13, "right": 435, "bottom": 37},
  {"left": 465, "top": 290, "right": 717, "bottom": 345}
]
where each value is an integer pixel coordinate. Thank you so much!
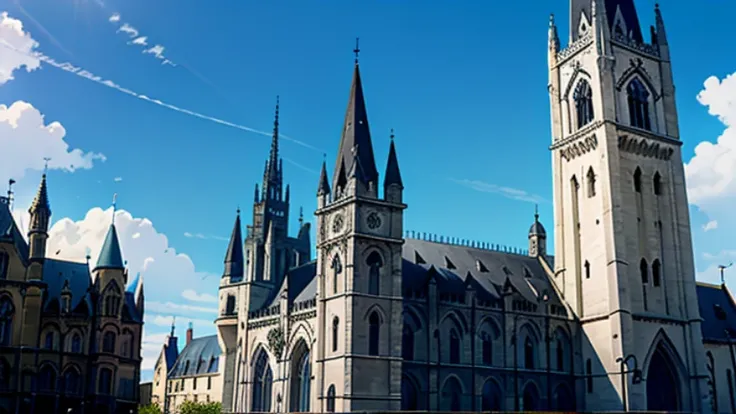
[
  {"left": 696, "top": 282, "right": 736, "bottom": 343},
  {"left": 169, "top": 335, "right": 221, "bottom": 378},
  {"left": 41, "top": 258, "right": 93, "bottom": 314},
  {"left": 0, "top": 197, "right": 29, "bottom": 265},
  {"left": 263, "top": 261, "right": 318, "bottom": 311},
  {"left": 95, "top": 224, "right": 124, "bottom": 270}
]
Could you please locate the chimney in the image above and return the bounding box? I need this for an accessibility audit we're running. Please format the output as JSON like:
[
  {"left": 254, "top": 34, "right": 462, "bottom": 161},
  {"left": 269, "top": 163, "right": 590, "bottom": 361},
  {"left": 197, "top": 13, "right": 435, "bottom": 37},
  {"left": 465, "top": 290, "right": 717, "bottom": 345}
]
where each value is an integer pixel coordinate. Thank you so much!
[{"left": 186, "top": 322, "right": 193, "bottom": 345}]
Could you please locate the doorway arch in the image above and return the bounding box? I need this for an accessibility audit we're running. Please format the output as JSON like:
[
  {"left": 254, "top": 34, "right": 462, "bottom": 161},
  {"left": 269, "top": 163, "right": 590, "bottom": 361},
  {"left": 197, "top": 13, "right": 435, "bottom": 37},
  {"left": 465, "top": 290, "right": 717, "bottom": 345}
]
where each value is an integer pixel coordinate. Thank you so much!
[{"left": 646, "top": 345, "right": 681, "bottom": 411}]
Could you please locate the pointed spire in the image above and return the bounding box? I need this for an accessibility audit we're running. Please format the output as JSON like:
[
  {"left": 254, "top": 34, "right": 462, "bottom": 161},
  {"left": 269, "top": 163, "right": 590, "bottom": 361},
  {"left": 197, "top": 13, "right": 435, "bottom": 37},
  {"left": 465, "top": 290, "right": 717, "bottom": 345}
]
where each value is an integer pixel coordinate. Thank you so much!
[
  {"left": 254, "top": 183, "right": 260, "bottom": 203},
  {"left": 285, "top": 184, "right": 290, "bottom": 203},
  {"left": 268, "top": 96, "right": 280, "bottom": 180},
  {"left": 654, "top": 3, "right": 668, "bottom": 45},
  {"left": 548, "top": 14, "right": 560, "bottom": 52},
  {"left": 384, "top": 129, "right": 403, "bottom": 189},
  {"left": 333, "top": 46, "right": 378, "bottom": 189},
  {"left": 28, "top": 173, "right": 51, "bottom": 217},
  {"left": 96, "top": 224, "right": 125, "bottom": 270},
  {"left": 223, "top": 209, "right": 244, "bottom": 280},
  {"left": 171, "top": 316, "right": 176, "bottom": 337},
  {"left": 318, "top": 155, "right": 331, "bottom": 196},
  {"left": 299, "top": 207, "right": 304, "bottom": 228},
  {"left": 529, "top": 204, "right": 546, "bottom": 238}
]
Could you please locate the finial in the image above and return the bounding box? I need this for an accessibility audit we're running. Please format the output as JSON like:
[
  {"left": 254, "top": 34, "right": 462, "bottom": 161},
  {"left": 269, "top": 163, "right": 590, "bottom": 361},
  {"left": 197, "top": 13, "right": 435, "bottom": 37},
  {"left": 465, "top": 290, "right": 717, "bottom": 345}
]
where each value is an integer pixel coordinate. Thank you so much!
[
  {"left": 299, "top": 206, "right": 304, "bottom": 225},
  {"left": 353, "top": 37, "right": 360, "bottom": 63},
  {"left": 549, "top": 13, "right": 555, "bottom": 26},
  {"left": 43, "top": 157, "right": 51, "bottom": 176},
  {"left": 171, "top": 316, "right": 176, "bottom": 336},
  {"left": 655, "top": 3, "right": 660, "bottom": 11},
  {"left": 237, "top": 205, "right": 241, "bottom": 215},
  {"left": 534, "top": 204, "right": 539, "bottom": 221},
  {"left": 112, "top": 193, "right": 118, "bottom": 225},
  {"left": 390, "top": 128, "right": 395, "bottom": 141}
]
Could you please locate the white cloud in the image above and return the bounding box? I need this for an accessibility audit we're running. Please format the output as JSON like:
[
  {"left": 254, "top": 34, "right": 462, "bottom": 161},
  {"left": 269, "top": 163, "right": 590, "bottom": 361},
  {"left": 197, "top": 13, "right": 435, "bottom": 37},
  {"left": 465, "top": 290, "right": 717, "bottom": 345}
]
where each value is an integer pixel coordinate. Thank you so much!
[
  {"left": 181, "top": 289, "right": 218, "bottom": 303},
  {"left": 140, "top": 330, "right": 167, "bottom": 371},
  {"left": 685, "top": 72, "right": 736, "bottom": 210},
  {"left": 108, "top": 13, "right": 121, "bottom": 23},
  {"left": 148, "top": 313, "right": 214, "bottom": 329},
  {"left": 147, "top": 300, "right": 218, "bottom": 315},
  {"left": 129, "top": 36, "right": 147, "bottom": 46},
  {"left": 0, "top": 101, "right": 106, "bottom": 181},
  {"left": 0, "top": 12, "right": 41, "bottom": 85},
  {"left": 703, "top": 220, "right": 718, "bottom": 232},
  {"left": 116, "top": 23, "right": 138, "bottom": 38},
  {"left": 113, "top": 177, "right": 123, "bottom": 182},
  {"left": 451, "top": 178, "right": 546, "bottom": 204},
  {"left": 184, "top": 232, "right": 228, "bottom": 241},
  {"left": 143, "top": 44, "right": 164, "bottom": 58}
]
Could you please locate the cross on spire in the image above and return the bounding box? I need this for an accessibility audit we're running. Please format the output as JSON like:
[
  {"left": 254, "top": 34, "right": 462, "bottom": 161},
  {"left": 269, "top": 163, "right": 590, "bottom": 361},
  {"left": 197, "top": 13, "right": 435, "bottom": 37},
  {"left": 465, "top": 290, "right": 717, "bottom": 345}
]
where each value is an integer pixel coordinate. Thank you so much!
[
  {"left": 353, "top": 37, "right": 360, "bottom": 64},
  {"left": 43, "top": 157, "right": 51, "bottom": 175},
  {"left": 390, "top": 128, "right": 395, "bottom": 141}
]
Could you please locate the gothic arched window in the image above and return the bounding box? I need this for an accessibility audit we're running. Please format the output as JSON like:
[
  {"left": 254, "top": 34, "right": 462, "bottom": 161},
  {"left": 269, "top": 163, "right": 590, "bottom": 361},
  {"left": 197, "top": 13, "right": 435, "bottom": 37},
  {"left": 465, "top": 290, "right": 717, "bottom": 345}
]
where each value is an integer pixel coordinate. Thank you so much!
[
  {"left": 574, "top": 79, "right": 595, "bottom": 128},
  {"left": 627, "top": 78, "right": 651, "bottom": 130},
  {"left": 332, "top": 317, "right": 339, "bottom": 352},
  {"left": 103, "top": 282, "right": 121, "bottom": 317},
  {"left": 331, "top": 254, "right": 342, "bottom": 294},
  {"left": 326, "top": 384, "right": 336, "bottom": 412},
  {"left": 587, "top": 167, "right": 596, "bottom": 197},
  {"left": 102, "top": 331, "right": 116, "bottom": 353},
  {"left": 640, "top": 259, "right": 649, "bottom": 284},
  {"left": 63, "top": 368, "right": 81, "bottom": 395},
  {"left": 449, "top": 329, "right": 461, "bottom": 364},
  {"left": 38, "top": 365, "right": 56, "bottom": 391},
  {"left": 556, "top": 339, "right": 565, "bottom": 371},
  {"left": 481, "top": 380, "right": 502, "bottom": 411},
  {"left": 441, "top": 376, "right": 462, "bottom": 412},
  {"left": 0, "top": 298, "right": 13, "bottom": 347},
  {"left": 0, "top": 252, "right": 8, "bottom": 280},
  {"left": 44, "top": 331, "right": 54, "bottom": 350},
  {"left": 225, "top": 295, "right": 236, "bottom": 315},
  {"left": 296, "top": 349, "right": 311, "bottom": 412},
  {"left": 367, "top": 252, "right": 382, "bottom": 296},
  {"left": 524, "top": 337, "right": 535, "bottom": 369},
  {"left": 586, "top": 359, "right": 593, "bottom": 392},
  {"left": 654, "top": 172, "right": 662, "bottom": 195},
  {"left": 251, "top": 351, "right": 273, "bottom": 412},
  {"left": 369, "top": 311, "right": 380, "bottom": 356},
  {"left": 402, "top": 325, "right": 414, "bottom": 361},
  {"left": 482, "top": 333, "right": 493, "bottom": 365},
  {"left": 401, "top": 377, "right": 419, "bottom": 411},
  {"left": 634, "top": 167, "right": 642, "bottom": 193},
  {"left": 652, "top": 259, "right": 661, "bottom": 287}
]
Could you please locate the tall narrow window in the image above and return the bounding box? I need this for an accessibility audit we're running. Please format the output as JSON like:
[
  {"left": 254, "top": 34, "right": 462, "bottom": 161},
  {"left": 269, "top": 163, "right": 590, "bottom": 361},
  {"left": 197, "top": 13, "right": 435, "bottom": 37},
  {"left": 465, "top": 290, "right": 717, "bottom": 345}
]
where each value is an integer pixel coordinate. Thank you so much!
[
  {"left": 0, "top": 252, "right": 8, "bottom": 280},
  {"left": 652, "top": 259, "right": 661, "bottom": 287},
  {"left": 587, "top": 167, "right": 596, "bottom": 197},
  {"left": 252, "top": 351, "right": 273, "bottom": 412},
  {"left": 326, "top": 385, "right": 336, "bottom": 412},
  {"left": 640, "top": 259, "right": 649, "bottom": 284},
  {"left": 99, "top": 368, "right": 113, "bottom": 394},
  {"left": 367, "top": 252, "right": 382, "bottom": 295},
  {"left": 102, "top": 331, "right": 116, "bottom": 353},
  {"left": 586, "top": 359, "right": 593, "bottom": 392},
  {"left": 44, "top": 331, "right": 54, "bottom": 350},
  {"left": 524, "top": 337, "right": 535, "bottom": 369},
  {"left": 332, "top": 317, "right": 339, "bottom": 352},
  {"left": 402, "top": 325, "right": 414, "bottom": 361},
  {"left": 574, "top": 79, "right": 595, "bottom": 128},
  {"left": 634, "top": 168, "right": 642, "bottom": 193},
  {"left": 71, "top": 333, "right": 82, "bottom": 353},
  {"left": 653, "top": 172, "right": 662, "bottom": 196},
  {"left": 482, "top": 334, "right": 493, "bottom": 365},
  {"left": 64, "top": 368, "right": 81, "bottom": 395},
  {"left": 225, "top": 295, "right": 236, "bottom": 315},
  {"left": 449, "top": 329, "right": 460, "bottom": 364},
  {"left": 627, "top": 78, "right": 651, "bottom": 130},
  {"left": 39, "top": 365, "right": 56, "bottom": 391},
  {"left": 331, "top": 255, "right": 342, "bottom": 294},
  {"left": 369, "top": 312, "right": 380, "bottom": 356},
  {"left": 103, "top": 283, "right": 121, "bottom": 317},
  {"left": 556, "top": 339, "right": 564, "bottom": 371},
  {"left": 585, "top": 261, "right": 591, "bottom": 279}
]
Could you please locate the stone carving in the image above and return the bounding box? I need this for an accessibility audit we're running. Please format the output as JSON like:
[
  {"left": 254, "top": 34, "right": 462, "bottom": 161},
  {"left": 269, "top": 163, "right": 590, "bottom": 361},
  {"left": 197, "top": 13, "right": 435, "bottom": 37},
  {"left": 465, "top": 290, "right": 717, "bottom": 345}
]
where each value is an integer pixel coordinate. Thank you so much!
[
  {"left": 557, "top": 32, "right": 593, "bottom": 62},
  {"left": 366, "top": 212, "right": 382, "bottom": 230},
  {"left": 613, "top": 33, "right": 659, "bottom": 58},
  {"left": 332, "top": 214, "right": 344, "bottom": 235},
  {"left": 267, "top": 327, "right": 285, "bottom": 358},
  {"left": 559, "top": 135, "right": 599, "bottom": 161},
  {"left": 618, "top": 135, "right": 674, "bottom": 161}
]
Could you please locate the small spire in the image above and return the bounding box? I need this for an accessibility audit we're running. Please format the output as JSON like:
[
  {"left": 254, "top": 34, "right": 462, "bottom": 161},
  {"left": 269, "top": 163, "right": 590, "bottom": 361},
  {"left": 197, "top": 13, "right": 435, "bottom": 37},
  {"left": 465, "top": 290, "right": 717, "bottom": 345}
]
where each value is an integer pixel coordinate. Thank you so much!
[
  {"left": 548, "top": 13, "right": 560, "bottom": 52},
  {"left": 299, "top": 207, "right": 304, "bottom": 227},
  {"left": 223, "top": 210, "right": 244, "bottom": 280},
  {"left": 171, "top": 316, "right": 176, "bottom": 336},
  {"left": 43, "top": 157, "right": 51, "bottom": 175},
  {"left": 112, "top": 193, "right": 118, "bottom": 225},
  {"left": 353, "top": 37, "right": 360, "bottom": 64},
  {"left": 317, "top": 156, "right": 331, "bottom": 196},
  {"left": 534, "top": 204, "right": 539, "bottom": 221},
  {"left": 390, "top": 128, "right": 395, "bottom": 141},
  {"left": 384, "top": 129, "right": 403, "bottom": 189}
]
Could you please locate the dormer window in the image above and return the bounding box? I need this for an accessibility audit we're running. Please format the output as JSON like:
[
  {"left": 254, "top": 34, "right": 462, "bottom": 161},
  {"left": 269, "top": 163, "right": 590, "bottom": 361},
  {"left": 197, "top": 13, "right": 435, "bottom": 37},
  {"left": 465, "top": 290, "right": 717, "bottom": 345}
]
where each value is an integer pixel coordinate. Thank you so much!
[
  {"left": 476, "top": 260, "right": 489, "bottom": 273},
  {"left": 715, "top": 304, "right": 727, "bottom": 321},
  {"left": 502, "top": 266, "right": 513, "bottom": 276},
  {"left": 414, "top": 251, "right": 426, "bottom": 265},
  {"left": 445, "top": 257, "right": 456, "bottom": 270}
]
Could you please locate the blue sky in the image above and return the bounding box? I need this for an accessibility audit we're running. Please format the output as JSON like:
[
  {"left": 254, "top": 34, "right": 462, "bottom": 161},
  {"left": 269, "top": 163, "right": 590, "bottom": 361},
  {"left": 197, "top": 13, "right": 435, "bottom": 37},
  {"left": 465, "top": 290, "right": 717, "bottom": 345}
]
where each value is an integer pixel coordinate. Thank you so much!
[{"left": 1, "top": 0, "right": 735, "bottom": 379}]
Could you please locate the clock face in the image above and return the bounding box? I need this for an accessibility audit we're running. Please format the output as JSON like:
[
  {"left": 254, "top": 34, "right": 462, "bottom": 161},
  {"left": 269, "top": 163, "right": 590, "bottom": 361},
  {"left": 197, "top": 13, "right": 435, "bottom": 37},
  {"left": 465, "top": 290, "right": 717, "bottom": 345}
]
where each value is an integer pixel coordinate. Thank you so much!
[
  {"left": 366, "top": 212, "right": 382, "bottom": 230},
  {"left": 332, "top": 214, "right": 344, "bottom": 234}
]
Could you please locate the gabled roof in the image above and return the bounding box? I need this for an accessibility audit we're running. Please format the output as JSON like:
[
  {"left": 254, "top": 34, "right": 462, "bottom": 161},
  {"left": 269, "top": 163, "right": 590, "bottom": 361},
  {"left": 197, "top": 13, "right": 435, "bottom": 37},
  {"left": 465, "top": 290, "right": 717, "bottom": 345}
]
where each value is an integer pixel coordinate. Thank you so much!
[
  {"left": 169, "top": 335, "right": 221, "bottom": 378},
  {"left": 95, "top": 224, "right": 124, "bottom": 270},
  {"left": 696, "top": 282, "right": 736, "bottom": 343},
  {"left": 41, "top": 258, "right": 93, "bottom": 314}
]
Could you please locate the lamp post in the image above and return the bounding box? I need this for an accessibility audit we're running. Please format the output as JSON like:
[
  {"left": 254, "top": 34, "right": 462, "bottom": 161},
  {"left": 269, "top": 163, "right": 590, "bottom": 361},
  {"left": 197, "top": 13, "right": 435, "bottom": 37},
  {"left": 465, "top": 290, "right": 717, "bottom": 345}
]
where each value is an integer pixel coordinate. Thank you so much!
[{"left": 615, "top": 354, "right": 642, "bottom": 412}]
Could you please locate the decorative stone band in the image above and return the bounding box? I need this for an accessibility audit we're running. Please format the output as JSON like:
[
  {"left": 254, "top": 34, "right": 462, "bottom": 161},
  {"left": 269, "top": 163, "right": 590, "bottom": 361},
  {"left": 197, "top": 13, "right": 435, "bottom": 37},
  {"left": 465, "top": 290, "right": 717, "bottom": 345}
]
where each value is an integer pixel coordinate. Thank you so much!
[
  {"left": 559, "top": 135, "right": 599, "bottom": 162},
  {"left": 618, "top": 135, "right": 674, "bottom": 161}
]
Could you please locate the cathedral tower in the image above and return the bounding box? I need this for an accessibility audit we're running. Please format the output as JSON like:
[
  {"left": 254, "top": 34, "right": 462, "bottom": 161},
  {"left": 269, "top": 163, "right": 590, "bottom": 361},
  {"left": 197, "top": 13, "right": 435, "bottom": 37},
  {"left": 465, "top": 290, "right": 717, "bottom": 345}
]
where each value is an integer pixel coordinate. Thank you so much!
[
  {"left": 313, "top": 47, "right": 406, "bottom": 412},
  {"left": 549, "top": 1, "right": 708, "bottom": 411}
]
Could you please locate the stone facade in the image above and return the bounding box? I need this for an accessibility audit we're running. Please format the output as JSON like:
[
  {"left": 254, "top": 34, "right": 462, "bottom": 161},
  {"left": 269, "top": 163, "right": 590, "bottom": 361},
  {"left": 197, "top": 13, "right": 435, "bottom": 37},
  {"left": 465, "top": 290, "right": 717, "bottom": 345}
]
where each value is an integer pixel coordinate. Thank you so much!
[
  {"left": 212, "top": 1, "right": 731, "bottom": 413},
  {"left": 0, "top": 176, "right": 144, "bottom": 414}
]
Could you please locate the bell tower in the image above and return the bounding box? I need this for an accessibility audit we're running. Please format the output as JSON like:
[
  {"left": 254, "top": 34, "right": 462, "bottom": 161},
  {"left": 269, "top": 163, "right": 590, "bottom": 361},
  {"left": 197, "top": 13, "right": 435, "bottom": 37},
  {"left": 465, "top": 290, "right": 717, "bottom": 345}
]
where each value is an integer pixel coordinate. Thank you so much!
[
  {"left": 313, "top": 43, "right": 406, "bottom": 412},
  {"left": 549, "top": 1, "right": 708, "bottom": 411}
]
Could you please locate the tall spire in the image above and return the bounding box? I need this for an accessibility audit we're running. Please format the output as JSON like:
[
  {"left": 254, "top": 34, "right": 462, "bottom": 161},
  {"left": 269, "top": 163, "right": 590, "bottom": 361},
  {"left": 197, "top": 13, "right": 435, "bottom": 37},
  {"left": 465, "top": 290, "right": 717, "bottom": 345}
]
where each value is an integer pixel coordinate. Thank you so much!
[
  {"left": 28, "top": 173, "right": 51, "bottom": 218},
  {"left": 333, "top": 43, "right": 378, "bottom": 190},
  {"left": 223, "top": 209, "right": 244, "bottom": 280},
  {"left": 383, "top": 129, "right": 403, "bottom": 189},
  {"left": 318, "top": 155, "right": 331, "bottom": 196},
  {"left": 267, "top": 96, "right": 280, "bottom": 181},
  {"left": 548, "top": 14, "right": 560, "bottom": 52},
  {"left": 654, "top": 3, "right": 668, "bottom": 46},
  {"left": 96, "top": 224, "right": 125, "bottom": 271}
]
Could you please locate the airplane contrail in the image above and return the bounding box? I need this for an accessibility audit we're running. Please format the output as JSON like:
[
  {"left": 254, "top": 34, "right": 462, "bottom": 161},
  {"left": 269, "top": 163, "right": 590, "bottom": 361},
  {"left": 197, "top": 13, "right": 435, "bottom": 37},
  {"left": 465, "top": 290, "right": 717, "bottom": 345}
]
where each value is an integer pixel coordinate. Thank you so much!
[
  {"left": 12, "top": 0, "right": 74, "bottom": 57},
  {"left": 0, "top": 40, "right": 323, "bottom": 153}
]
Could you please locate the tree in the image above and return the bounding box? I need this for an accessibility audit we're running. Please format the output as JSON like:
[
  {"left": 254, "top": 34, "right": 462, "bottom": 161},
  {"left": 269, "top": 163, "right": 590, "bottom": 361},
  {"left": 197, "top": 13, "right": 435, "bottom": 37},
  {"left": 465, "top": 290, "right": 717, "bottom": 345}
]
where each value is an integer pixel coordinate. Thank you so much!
[
  {"left": 139, "top": 403, "right": 162, "bottom": 414},
  {"left": 180, "top": 400, "right": 222, "bottom": 414}
]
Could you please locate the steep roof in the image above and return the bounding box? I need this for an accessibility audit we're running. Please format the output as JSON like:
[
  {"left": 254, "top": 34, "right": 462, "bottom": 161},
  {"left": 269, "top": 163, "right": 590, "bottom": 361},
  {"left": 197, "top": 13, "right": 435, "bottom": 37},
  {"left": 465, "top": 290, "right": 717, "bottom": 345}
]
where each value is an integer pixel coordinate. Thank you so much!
[
  {"left": 95, "top": 224, "right": 124, "bottom": 270},
  {"left": 168, "top": 335, "right": 221, "bottom": 378},
  {"left": 0, "top": 197, "right": 29, "bottom": 265},
  {"left": 570, "top": 0, "right": 643, "bottom": 43},
  {"left": 223, "top": 212, "right": 244, "bottom": 281},
  {"left": 696, "top": 282, "right": 736, "bottom": 343},
  {"left": 41, "top": 258, "right": 93, "bottom": 314},
  {"left": 383, "top": 137, "right": 403, "bottom": 189},
  {"left": 28, "top": 174, "right": 51, "bottom": 216}
]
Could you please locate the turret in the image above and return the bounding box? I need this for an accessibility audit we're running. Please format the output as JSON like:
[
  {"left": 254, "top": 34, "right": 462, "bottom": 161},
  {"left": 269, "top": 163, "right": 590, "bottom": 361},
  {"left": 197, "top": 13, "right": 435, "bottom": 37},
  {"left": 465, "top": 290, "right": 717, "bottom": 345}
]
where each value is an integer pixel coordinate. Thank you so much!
[
  {"left": 222, "top": 209, "right": 244, "bottom": 284},
  {"left": 528, "top": 205, "right": 546, "bottom": 258},
  {"left": 548, "top": 14, "right": 560, "bottom": 66},
  {"left": 28, "top": 173, "right": 51, "bottom": 263},
  {"left": 317, "top": 159, "right": 331, "bottom": 208},
  {"left": 383, "top": 130, "right": 403, "bottom": 203}
]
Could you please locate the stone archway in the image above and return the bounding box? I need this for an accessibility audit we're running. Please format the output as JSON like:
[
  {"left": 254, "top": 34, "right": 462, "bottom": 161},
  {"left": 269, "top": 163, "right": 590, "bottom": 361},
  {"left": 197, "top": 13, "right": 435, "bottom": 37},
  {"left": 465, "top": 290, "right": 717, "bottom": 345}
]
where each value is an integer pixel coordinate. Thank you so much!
[{"left": 646, "top": 346, "right": 681, "bottom": 411}]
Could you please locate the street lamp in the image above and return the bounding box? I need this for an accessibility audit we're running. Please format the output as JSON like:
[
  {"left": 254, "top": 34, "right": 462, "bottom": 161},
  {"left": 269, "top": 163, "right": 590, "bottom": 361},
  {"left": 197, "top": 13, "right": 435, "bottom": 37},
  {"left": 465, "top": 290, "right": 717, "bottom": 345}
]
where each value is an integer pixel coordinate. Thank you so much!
[{"left": 615, "top": 354, "right": 642, "bottom": 412}]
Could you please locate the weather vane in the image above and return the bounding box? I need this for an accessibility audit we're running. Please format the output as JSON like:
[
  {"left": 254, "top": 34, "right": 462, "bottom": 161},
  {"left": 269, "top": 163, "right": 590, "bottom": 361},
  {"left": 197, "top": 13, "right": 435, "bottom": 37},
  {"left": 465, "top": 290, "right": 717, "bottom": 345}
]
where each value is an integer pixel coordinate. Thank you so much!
[
  {"left": 719, "top": 263, "right": 733, "bottom": 284},
  {"left": 43, "top": 157, "right": 51, "bottom": 175},
  {"left": 112, "top": 193, "right": 118, "bottom": 225},
  {"left": 353, "top": 37, "right": 360, "bottom": 63}
]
